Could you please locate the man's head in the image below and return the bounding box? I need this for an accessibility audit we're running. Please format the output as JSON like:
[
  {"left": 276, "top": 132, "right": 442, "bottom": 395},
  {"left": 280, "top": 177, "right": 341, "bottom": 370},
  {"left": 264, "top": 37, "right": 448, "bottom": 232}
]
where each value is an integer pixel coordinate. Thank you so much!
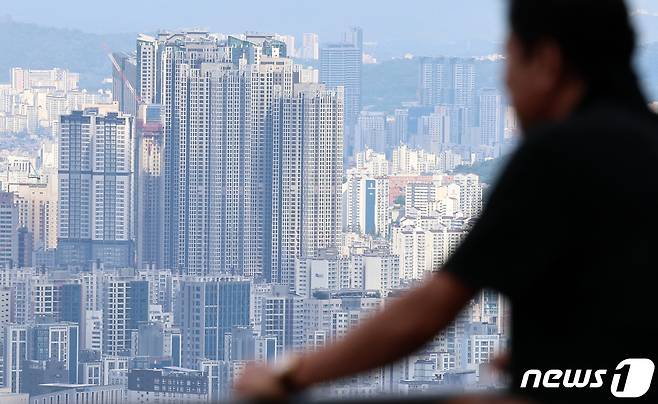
[{"left": 505, "top": 0, "right": 637, "bottom": 130}]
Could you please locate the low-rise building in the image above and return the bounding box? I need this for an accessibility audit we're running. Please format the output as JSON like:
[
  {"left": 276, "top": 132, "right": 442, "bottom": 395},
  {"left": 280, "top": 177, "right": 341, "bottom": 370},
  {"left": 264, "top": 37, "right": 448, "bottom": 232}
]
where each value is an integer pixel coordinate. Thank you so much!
[{"left": 127, "top": 367, "right": 208, "bottom": 403}]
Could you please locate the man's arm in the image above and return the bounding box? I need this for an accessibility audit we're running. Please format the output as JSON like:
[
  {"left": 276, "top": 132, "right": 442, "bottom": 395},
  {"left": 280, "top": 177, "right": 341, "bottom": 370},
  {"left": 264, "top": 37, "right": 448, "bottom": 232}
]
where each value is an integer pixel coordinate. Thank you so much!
[{"left": 235, "top": 271, "right": 475, "bottom": 399}]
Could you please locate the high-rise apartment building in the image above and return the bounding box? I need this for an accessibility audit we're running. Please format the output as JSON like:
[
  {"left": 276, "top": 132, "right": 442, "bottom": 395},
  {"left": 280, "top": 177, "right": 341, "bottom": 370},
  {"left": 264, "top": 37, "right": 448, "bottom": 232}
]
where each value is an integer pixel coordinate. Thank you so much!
[
  {"left": 392, "top": 224, "right": 465, "bottom": 281},
  {"left": 419, "top": 57, "right": 476, "bottom": 108},
  {"left": 135, "top": 105, "right": 165, "bottom": 270},
  {"left": 344, "top": 27, "right": 364, "bottom": 52},
  {"left": 9, "top": 178, "right": 58, "bottom": 253},
  {"left": 102, "top": 276, "right": 148, "bottom": 356},
  {"left": 418, "top": 105, "right": 473, "bottom": 152},
  {"left": 111, "top": 52, "right": 138, "bottom": 117},
  {"left": 59, "top": 283, "right": 83, "bottom": 324},
  {"left": 179, "top": 279, "right": 250, "bottom": 369},
  {"left": 136, "top": 31, "right": 343, "bottom": 282},
  {"left": 393, "top": 109, "right": 410, "bottom": 145},
  {"left": 166, "top": 55, "right": 293, "bottom": 276},
  {"left": 2, "top": 322, "right": 79, "bottom": 393},
  {"left": 275, "top": 34, "right": 296, "bottom": 58},
  {"left": 320, "top": 40, "right": 362, "bottom": 158},
  {"left": 343, "top": 176, "right": 389, "bottom": 238},
  {"left": 261, "top": 288, "right": 304, "bottom": 353},
  {"left": 355, "top": 149, "right": 390, "bottom": 177},
  {"left": 405, "top": 182, "right": 435, "bottom": 216},
  {"left": 57, "top": 108, "right": 134, "bottom": 269},
  {"left": 0, "top": 286, "right": 10, "bottom": 326},
  {"left": 136, "top": 34, "right": 165, "bottom": 105},
  {"left": 0, "top": 192, "right": 18, "bottom": 268},
  {"left": 453, "top": 174, "right": 483, "bottom": 218},
  {"left": 478, "top": 88, "right": 504, "bottom": 149},
  {"left": 355, "top": 112, "right": 387, "bottom": 154},
  {"left": 294, "top": 250, "right": 345, "bottom": 298},
  {"left": 30, "top": 323, "right": 80, "bottom": 385},
  {"left": 301, "top": 33, "right": 320, "bottom": 60},
  {"left": 269, "top": 84, "right": 344, "bottom": 285},
  {"left": 155, "top": 32, "right": 277, "bottom": 275},
  {"left": 3, "top": 324, "right": 28, "bottom": 392}
]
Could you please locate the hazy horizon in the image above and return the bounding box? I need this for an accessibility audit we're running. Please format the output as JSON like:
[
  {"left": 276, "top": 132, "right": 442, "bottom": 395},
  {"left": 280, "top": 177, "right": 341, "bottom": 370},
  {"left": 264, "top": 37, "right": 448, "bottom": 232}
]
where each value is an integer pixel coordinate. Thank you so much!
[{"left": 3, "top": 0, "right": 658, "bottom": 57}]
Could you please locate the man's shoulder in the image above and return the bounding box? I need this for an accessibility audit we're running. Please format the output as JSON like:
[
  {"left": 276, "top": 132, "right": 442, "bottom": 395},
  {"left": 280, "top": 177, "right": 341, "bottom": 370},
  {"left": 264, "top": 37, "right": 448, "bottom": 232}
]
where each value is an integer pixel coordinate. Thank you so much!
[{"left": 525, "top": 103, "right": 658, "bottom": 152}]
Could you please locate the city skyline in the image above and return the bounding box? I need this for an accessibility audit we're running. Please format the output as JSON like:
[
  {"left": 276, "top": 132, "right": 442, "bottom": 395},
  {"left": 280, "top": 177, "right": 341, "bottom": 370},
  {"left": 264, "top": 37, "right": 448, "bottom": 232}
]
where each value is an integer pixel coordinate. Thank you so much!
[
  {"left": 2, "top": 0, "right": 658, "bottom": 58},
  {"left": 1, "top": 3, "right": 657, "bottom": 402}
]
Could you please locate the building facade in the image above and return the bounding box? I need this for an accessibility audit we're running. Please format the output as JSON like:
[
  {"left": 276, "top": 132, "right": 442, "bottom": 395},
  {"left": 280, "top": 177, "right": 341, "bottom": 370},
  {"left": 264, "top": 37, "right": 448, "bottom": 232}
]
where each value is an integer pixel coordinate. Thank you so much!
[
  {"left": 179, "top": 279, "right": 250, "bottom": 369},
  {"left": 320, "top": 42, "right": 362, "bottom": 158},
  {"left": 0, "top": 192, "right": 18, "bottom": 268},
  {"left": 57, "top": 109, "right": 134, "bottom": 269}
]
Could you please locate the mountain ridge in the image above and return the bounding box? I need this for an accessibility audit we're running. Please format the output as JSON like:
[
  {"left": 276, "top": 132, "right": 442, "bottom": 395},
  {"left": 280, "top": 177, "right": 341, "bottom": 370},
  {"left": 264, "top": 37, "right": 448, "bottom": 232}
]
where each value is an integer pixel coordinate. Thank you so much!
[{"left": 1, "top": 18, "right": 656, "bottom": 104}]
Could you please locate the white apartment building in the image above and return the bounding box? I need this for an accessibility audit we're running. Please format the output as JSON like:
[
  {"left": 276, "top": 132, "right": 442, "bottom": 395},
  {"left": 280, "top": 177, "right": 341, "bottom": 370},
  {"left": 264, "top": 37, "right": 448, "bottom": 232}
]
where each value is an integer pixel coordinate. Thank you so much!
[
  {"left": 393, "top": 221, "right": 466, "bottom": 281},
  {"left": 355, "top": 148, "right": 390, "bottom": 177},
  {"left": 58, "top": 108, "right": 134, "bottom": 269},
  {"left": 392, "top": 144, "right": 439, "bottom": 175},
  {"left": 102, "top": 276, "right": 131, "bottom": 356},
  {"left": 302, "top": 33, "right": 320, "bottom": 60},
  {"left": 11, "top": 68, "right": 79, "bottom": 93},
  {"left": 3, "top": 325, "right": 28, "bottom": 392},
  {"left": 261, "top": 291, "right": 304, "bottom": 353},
  {"left": 271, "top": 83, "right": 343, "bottom": 285},
  {"left": 453, "top": 174, "right": 483, "bottom": 218},
  {"left": 83, "top": 310, "right": 103, "bottom": 352},
  {"left": 296, "top": 249, "right": 399, "bottom": 298},
  {"left": 151, "top": 31, "right": 343, "bottom": 283},
  {"left": 343, "top": 175, "right": 389, "bottom": 238},
  {"left": 10, "top": 178, "right": 58, "bottom": 251}
]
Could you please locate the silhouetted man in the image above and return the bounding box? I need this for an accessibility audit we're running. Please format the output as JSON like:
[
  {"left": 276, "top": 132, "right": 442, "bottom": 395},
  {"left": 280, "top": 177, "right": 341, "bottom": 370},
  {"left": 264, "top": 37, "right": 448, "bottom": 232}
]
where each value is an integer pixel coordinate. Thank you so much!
[{"left": 236, "top": 1, "right": 658, "bottom": 402}]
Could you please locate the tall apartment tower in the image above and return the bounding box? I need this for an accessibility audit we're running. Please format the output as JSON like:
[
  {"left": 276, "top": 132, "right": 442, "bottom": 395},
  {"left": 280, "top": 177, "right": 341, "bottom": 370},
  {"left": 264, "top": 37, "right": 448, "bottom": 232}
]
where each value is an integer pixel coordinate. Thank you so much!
[
  {"left": 111, "top": 51, "right": 138, "bottom": 116},
  {"left": 320, "top": 40, "right": 363, "bottom": 158},
  {"left": 179, "top": 279, "right": 250, "bottom": 369},
  {"left": 136, "top": 34, "right": 164, "bottom": 105},
  {"left": 102, "top": 276, "right": 149, "bottom": 356},
  {"left": 301, "top": 33, "right": 320, "bottom": 60},
  {"left": 453, "top": 174, "right": 484, "bottom": 218},
  {"left": 419, "top": 57, "right": 476, "bottom": 108},
  {"left": 355, "top": 111, "right": 387, "bottom": 154},
  {"left": 261, "top": 288, "right": 304, "bottom": 353},
  {"left": 135, "top": 32, "right": 343, "bottom": 285},
  {"left": 3, "top": 324, "right": 28, "bottom": 392},
  {"left": 0, "top": 192, "right": 18, "bottom": 268},
  {"left": 269, "top": 84, "right": 344, "bottom": 285},
  {"left": 57, "top": 108, "right": 135, "bottom": 269},
  {"left": 343, "top": 176, "right": 389, "bottom": 238},
  {"left": 478, "top": 88, "right": 504, "bottom": 149},
  {"left": 135, "top": 105, "right": 165, "bottom": 269},
  {"left": 157, "top": 32, "right": 226, "bottom": 274},
  {"left": 9, "top": 178, "right": 58, "bottom": 253},
  {"left": 161, "top": 42, "right": 294, "bottom": 276}
]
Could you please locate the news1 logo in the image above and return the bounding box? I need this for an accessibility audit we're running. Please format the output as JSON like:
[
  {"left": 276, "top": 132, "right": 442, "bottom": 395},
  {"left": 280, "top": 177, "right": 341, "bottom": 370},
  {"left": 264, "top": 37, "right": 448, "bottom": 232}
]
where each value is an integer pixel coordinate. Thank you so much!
[{"left": 520, "top": 359, "right": 655, "bottom": 398}]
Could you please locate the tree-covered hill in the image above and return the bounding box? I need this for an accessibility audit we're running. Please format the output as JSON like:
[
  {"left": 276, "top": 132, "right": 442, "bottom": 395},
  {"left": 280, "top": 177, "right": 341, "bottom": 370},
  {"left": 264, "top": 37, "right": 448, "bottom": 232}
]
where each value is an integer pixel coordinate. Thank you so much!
[{"left": 0, "top": 16, "right": 134, "bottom": 89}]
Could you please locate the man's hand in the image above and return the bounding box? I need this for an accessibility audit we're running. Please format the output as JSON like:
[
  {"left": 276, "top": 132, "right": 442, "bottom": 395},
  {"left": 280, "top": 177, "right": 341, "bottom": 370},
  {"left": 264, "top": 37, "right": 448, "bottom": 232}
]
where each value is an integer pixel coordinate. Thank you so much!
[
  {"left": 234, "top": 272, "right": 474, "bottom": 399},
  {"left": 234, "top": 363, "right": 290, "bottom": 402}
]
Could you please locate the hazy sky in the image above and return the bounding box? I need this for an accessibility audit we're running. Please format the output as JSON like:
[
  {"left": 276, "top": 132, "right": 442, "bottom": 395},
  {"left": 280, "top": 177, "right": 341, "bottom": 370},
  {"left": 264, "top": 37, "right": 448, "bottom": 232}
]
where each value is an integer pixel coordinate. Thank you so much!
[{"left": 3, "top": 0, "right": 657, "bottom": 55}]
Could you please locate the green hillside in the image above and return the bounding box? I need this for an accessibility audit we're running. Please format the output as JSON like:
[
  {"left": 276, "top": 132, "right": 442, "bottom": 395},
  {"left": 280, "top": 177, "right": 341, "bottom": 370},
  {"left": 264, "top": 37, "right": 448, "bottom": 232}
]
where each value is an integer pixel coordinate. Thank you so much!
[{"left": 0, "top": 16, "right": 134, "bottom": 89}]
